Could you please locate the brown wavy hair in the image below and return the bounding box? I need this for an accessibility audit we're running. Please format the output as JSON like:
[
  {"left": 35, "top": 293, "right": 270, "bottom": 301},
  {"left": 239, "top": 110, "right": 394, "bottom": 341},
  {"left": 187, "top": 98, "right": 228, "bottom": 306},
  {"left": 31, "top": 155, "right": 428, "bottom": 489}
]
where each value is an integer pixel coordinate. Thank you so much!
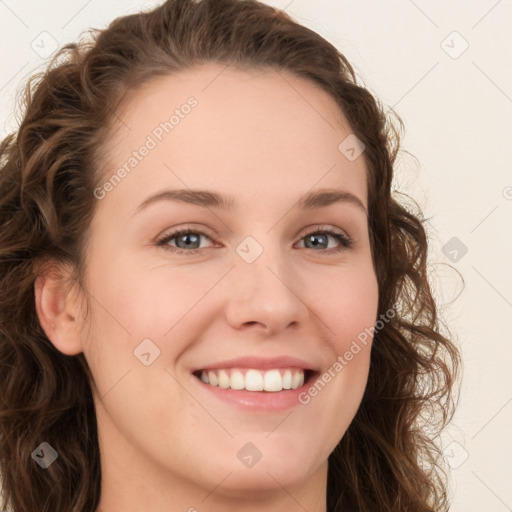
[{"left": 0, "top": 0, "right": 461, "bottom": 510}]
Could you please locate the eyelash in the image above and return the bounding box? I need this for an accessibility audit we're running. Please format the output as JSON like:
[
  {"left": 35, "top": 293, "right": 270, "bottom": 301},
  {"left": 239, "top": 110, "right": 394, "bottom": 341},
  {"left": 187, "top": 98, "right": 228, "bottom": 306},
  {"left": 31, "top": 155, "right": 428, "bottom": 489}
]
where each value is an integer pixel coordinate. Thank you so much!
[{"left": 155, "top": 225, "right": 353, "bottom": 256}]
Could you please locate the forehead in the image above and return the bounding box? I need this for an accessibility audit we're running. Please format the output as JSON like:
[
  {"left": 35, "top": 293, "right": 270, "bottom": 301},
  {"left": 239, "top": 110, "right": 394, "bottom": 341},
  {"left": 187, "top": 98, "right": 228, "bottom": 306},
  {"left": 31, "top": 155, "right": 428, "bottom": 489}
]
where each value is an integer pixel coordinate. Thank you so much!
[{"left": 96, "top": 62, "right": 368, "bottom": 213}]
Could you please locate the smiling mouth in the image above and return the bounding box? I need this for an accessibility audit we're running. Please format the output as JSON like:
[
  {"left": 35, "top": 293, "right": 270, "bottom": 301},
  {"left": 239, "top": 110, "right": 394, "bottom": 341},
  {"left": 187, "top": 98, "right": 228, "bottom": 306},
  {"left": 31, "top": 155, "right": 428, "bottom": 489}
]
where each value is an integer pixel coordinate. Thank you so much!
[{"left": 192, "top": 368, "right": 316, "bottom": 392}]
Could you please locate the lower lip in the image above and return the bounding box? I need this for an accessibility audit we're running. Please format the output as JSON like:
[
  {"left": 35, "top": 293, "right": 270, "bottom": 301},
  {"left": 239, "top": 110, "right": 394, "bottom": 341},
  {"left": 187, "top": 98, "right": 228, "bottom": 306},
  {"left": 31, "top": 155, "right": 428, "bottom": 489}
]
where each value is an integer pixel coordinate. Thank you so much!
[{"left": 191, "top": 373, "right": 315, "bottom": 412}]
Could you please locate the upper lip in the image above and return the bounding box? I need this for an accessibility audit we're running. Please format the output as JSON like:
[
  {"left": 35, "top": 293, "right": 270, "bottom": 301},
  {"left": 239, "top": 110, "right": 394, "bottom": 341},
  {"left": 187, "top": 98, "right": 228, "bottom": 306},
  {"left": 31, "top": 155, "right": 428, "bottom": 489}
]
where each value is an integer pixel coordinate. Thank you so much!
[{"left": 193, "top": 356, "right": 318, "bottom": 372}]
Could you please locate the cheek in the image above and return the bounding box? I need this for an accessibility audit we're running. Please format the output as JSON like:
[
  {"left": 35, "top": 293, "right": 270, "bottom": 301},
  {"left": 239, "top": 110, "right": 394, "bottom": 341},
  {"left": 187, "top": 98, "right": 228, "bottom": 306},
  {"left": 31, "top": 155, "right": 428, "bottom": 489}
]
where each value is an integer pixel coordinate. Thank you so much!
[
  {"left": 78, "top": 257, "right": 220, "bottom": 404},
  {"left": 292, "top": 265, "right": 378, "bottom": 467},
  {"left": 80, "top": 244, "right": 196, "bottom": 342},
  {"left": 305, "top": 263, "right": 378, "bottom": 405},
  {"left": 314, "top": 263, "right": 379, "bottom": 352}
]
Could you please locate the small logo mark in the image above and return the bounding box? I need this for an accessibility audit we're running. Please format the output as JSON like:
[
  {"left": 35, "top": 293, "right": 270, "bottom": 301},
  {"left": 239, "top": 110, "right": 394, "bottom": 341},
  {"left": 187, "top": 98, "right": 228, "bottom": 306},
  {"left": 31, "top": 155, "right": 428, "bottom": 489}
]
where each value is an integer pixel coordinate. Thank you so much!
[
  {"left": 441, "top": 31, "right": 469, "bottom": 59},
  {"left": 338, "top": 134, "right": 365, "bottom": 161},
  {"left": 31, "top": 31, "right": 59, "bottom": 59},
  {"left": 31, "top": 442, "right": 58, "bottom": 469},
  {"left": 444, "top": 440, "right": 469, "bottom": 469},
  {"left": 442, "top": 236, "right": 468, "bottom": 263},
  {"left": 134, "top": 338, "right": 161, "bottom": 366},
  {"left": 237, "top": 442, "right": 263, "bottom": 468},
  {"left": 236, "top": 236, "right": 263, "bottom": 263}
]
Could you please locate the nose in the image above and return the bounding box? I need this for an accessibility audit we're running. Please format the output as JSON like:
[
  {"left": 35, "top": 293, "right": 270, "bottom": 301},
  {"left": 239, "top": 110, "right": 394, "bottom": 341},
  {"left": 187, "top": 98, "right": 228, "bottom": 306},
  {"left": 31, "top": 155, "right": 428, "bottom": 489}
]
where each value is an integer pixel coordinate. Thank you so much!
[{"left": 222, "top": 244, "right": 310, "bottom": 337}]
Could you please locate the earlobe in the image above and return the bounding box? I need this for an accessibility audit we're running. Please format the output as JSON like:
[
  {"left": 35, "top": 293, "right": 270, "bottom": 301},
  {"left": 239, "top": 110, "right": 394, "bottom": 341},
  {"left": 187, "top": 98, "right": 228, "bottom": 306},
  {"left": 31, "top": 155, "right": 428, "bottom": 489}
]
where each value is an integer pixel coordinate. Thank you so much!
[{"left": 34, "top": 263, "right": 85, "bottom": 356}]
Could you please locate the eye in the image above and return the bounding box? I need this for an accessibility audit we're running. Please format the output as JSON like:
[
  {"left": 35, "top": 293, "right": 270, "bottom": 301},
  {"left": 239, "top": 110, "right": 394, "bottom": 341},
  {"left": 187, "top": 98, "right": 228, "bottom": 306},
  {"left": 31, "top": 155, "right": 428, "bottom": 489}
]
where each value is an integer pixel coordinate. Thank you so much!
[
  {"left": 156, "top": 228, "right": 215, "bottom": 255},
  {"left": 297, "top": 225, "right": 353, "bottom": 252},
  {"left": 156, "top": 225, "right": 353, "bottom": 256}
]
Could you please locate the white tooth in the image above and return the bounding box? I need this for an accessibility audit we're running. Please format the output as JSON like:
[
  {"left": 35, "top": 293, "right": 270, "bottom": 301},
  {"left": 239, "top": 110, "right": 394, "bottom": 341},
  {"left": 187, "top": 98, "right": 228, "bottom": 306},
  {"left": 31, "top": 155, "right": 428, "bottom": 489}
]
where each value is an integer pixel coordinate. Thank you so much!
[
  {"left": 245, "top": 369, "right": 264, "bottom": 391},
  {"left": 282, "top": 370, "right": 292, "bottom": 389},
  {"left": 218, "top": 369, "right": 230, "bottom": 389},
  {"left": 204, "top": 368, "right": 305, "bottom": 392},
  {"left": 263, "top": 369, "right": 283, "bottom": 392},
  {"left": 208, "top": 371, "right": 219, "bottom": 386},
  {"left": 291, "top": 370, "right": 304, "bottom": 389},
  {"left": 230, "top": 370, "right": 245, "bottom": 390}
]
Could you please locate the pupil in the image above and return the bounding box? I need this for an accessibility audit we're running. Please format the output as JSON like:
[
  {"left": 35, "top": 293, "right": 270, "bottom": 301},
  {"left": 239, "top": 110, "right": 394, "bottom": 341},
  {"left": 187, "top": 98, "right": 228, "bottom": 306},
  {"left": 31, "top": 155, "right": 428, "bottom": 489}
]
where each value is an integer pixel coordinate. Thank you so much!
[
  {"left": 181, "top": 234, "right": 198, "bottom": 248},
  {"left": 309, "top": 234, "right": 325, "bottom": 248}
]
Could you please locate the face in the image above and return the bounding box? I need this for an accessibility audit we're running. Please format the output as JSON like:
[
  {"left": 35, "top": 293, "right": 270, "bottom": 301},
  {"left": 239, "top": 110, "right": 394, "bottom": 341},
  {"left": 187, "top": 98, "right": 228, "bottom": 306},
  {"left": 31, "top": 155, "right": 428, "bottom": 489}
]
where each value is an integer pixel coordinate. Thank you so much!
[{"left": 78, "top": 63, "right": 378, "bottom": 500}]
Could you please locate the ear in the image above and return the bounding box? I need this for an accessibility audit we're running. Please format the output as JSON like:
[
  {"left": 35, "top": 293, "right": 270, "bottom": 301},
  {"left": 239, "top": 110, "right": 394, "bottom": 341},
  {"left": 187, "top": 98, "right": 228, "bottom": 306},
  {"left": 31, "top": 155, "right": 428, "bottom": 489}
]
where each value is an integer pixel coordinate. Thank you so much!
[{"left": 34, "top": 261, "right": 85, "bottom": 356}]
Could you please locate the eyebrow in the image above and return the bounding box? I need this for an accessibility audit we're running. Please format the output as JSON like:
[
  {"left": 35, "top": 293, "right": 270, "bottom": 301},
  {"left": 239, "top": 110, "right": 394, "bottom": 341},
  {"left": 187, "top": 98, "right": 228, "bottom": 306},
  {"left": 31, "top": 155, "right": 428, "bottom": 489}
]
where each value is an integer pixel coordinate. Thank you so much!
[{"left": 133, "top": 187, "right": 367, "bottom": 216}]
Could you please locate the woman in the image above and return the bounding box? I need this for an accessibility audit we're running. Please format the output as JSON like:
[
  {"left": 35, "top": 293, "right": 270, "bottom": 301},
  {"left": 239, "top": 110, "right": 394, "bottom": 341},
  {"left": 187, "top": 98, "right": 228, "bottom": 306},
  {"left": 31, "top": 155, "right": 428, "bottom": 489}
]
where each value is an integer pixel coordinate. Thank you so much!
[{"left": 0, "top": 0, "right": 461, "bottom": 510}]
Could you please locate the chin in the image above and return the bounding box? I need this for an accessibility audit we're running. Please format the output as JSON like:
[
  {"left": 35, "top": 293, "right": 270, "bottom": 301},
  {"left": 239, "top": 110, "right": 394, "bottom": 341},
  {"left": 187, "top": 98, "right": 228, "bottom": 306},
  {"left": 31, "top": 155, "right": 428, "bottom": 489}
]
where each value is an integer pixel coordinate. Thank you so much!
[
  {"left": 216, "top": 463, "right": 316, "bottom": 496},
  {"left": 207, "top": 442, "right": 326, "bottom": 494}
]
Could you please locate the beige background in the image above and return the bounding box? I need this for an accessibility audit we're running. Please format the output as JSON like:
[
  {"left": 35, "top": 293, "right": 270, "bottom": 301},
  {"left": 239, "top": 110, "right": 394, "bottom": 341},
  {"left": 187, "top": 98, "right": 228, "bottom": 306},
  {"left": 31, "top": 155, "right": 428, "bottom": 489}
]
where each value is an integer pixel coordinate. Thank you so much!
[{"left": 1, "top": 1, "right": 511, "bottom": 510}]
